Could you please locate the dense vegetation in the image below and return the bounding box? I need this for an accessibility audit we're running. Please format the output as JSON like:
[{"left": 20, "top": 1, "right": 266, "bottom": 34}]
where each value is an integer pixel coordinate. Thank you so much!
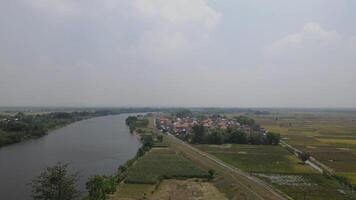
[
  {"left": 189, "top": 124, "right": 280, "bottom": 145},
  {"left": 125, "top": 116, "right": 149, "bottom": 133},
  {"left": 0, "top": 111, "right": 119, "bottom": 147}
]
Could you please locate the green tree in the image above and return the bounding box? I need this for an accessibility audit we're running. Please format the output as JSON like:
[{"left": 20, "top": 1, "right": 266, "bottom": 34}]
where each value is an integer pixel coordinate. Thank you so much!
[
  {"left": 175, "top": 109, "right": 193, "bottom": 118},
  {"left": 31, "top": 163, "right": 80, "bottom": 200},
  {"left": 207, "top": 131, "right": 223, "bottom": 144},
  {"left": 86, "top": 176, "right": 106, "bottom": 200},
  {"left": 265, "top": 132, "right": 280, "bottom": 145},
  {"left": 142, "top": 135, "right": 154, "bottom": 149},
  {"left": 299, "top": 152, "right": 310, "bottom": 162},
  {"left": 229, "top": 129, "right": 247, "bottom": 144},
  {"left": 208, "top": 169, "right": 215, "bottom": 180},
  {"left": 192, "top": 124, "right": 206, "bottom": 144},
  {"left": 234, "top": 115, "right": 255, "bottom": 126},
  {"left": 86, "top": 175, "right": 117, "bottom": 200}
]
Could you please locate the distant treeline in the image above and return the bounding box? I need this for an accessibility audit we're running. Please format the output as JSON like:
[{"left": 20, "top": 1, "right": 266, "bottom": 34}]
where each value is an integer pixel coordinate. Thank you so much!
[
  {"left": 188, "top": 125, "right": 280, "bottom": 145},
  {"left": 0, "top": 112, "right": 96, "bottom": 147}
]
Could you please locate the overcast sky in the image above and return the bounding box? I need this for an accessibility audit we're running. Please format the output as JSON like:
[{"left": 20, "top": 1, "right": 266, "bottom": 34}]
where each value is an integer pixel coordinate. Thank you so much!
[{"left": 1, "top": 0, "right": 355, "bottom": 108}]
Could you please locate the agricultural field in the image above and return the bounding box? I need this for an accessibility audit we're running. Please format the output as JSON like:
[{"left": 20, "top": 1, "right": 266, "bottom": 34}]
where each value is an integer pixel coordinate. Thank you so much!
[
  {"left": 150, "top": 179, "right": 227, "bottom": 200},
  {"left": 195, "top": 144, "right": 356, "bottom": 200},
  {"left": 125, "top": 148, "right": 209, "bottom": 184},
  {"left": 110, "top": 184, "right": 155, "bottom": 200},
  {"left": 111, "top": 146, "right": 214, "bottom": 200},
  {"left": 254, "top": 111, "right": 356, "bottom": 184},
  {"left": 196, "top": 144, "right": 315, "bottom": 174}
]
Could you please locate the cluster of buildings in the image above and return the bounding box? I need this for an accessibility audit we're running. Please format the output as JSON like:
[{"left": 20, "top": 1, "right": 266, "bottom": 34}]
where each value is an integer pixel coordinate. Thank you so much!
[{"left": 157, "top": 115, "right": 257, "bottom": 136}]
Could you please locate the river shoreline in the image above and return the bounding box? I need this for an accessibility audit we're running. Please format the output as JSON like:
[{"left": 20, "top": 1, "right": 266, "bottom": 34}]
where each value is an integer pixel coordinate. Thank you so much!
[{"left": 0, "top": 114, "right": 141, "bottom": 200}]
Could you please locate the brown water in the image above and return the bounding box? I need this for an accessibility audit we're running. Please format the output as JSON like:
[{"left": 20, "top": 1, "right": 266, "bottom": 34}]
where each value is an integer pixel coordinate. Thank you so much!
[{"left": 0, "top": 114, "right": 141, "bottom": 200}]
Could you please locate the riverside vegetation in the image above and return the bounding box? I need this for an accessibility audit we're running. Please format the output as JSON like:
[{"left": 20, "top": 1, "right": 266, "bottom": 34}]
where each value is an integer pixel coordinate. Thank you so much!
[
  {"left": 0, "top": 108, "right": 160, "bottom": 148},
  {"left": 0, "top": 112, "right": 96, "bottom": 147}
]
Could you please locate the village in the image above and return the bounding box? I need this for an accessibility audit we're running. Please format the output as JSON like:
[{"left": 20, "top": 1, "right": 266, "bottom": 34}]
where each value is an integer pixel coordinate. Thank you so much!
[{"left": 156, "top": 114, "right": 267, "bottom": 138}]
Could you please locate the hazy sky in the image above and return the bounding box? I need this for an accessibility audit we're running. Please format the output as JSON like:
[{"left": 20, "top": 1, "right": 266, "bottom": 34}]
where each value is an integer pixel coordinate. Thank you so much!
[{"left": 1, "top": 0, "right": 356, "bottom": 107}]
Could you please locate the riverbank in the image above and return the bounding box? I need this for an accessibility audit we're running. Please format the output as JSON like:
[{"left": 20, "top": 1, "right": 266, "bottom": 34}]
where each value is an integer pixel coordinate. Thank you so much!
[
  {"left": 0, "top": 111, "right": 113, "bottom": 148},
  {"left": 0, "top": 114, "right": 141, "bottom": 200}
]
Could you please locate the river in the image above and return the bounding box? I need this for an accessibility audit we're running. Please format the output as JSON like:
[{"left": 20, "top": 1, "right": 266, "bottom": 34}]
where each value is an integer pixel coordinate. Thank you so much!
[{"left": 0, "top": 114, "right": 141, "bottom": 200}]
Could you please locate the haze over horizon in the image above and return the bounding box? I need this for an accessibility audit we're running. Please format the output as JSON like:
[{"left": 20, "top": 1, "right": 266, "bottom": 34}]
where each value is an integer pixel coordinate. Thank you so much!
[{"left": 1, "top": 0, "right": 356, "bottom": 108}]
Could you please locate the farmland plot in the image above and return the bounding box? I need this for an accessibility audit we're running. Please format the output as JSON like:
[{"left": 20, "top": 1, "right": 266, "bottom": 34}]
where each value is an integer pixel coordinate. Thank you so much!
[
  {"left": 125, "top": 148, "right": 209, "bottom": 184},
  {"left": 196, "top": 144, "right": 356, "bottom": 200}
]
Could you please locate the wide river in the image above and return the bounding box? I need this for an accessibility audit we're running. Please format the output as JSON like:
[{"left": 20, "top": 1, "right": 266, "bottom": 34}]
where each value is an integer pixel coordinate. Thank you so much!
[{"left": 0, "top": 114, "right": 141, "bottom": 200}]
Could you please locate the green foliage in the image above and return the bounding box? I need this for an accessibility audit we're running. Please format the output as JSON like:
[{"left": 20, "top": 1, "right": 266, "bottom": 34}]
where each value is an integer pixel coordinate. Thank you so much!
[
  {"left": 175, "top": 109, "right": 193, "bottom": 118},
  {"left": 208, "top": 169, "right": 215, "bottom": 180},
  {"left": 125, "top": 116, "right": 149, "bottom": 133},
  {"left": 265, "top": 132, "right": 280, "bottom": 145},
  {"left": 299, "top": 151, "right": 311, "bottom": 162},
  {"left": 207, "top": 130, "right": 223, "bottom": 144},
  {"left": 192, "top": 124, "right": 206, "bottom": 144},
  {"left": 86, "top": 175, "right": 118, "bottom": 200},
  {"left": 234, "top": 115, "right": 256, "bottom": 126},
  {"left": 190, "top": 123, "right": 279, "bottom": 145},
  {"left": 31, "top": 163, "right": 80, "bottom": 200},
  {"left": 142, "top": 135, "right": 154, "bottom": 149},
  {"left": 227, "top": 128, "right": 247, "bottom": 144}
]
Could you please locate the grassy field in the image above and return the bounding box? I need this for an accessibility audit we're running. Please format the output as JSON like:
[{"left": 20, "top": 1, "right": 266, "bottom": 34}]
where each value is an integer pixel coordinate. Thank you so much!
[
  {"left": 125, "top": 148, "right": 209, "bottom": 184},
  {"left": 196, "top": 144, "right": 315, "bottom": 174},
  {"left": 196, "top": 144, "right": 356, "bottom": 200},
  {"left": 254, "top": 111, "right": 356, "bottom": 184}
]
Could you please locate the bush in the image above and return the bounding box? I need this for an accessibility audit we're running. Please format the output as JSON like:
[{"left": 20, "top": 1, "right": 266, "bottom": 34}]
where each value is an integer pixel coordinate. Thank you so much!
[{"left": 299, "top": 152, "right": 310, "bottom": 162}]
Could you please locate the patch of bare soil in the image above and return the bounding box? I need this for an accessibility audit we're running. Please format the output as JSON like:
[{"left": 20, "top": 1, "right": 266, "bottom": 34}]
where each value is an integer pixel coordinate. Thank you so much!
[{"left": 149, "top": 179, "right": 227, "bottom": 200}]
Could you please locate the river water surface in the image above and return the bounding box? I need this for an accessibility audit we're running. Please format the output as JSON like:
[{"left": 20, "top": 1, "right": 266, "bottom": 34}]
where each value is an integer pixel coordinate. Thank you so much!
[{"left": 0, "top": 114, "right": 141, "bottom": 200}]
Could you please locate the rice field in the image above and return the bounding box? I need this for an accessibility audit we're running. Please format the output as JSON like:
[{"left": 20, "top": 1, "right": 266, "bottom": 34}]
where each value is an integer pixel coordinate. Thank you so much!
[
  {"left": 196, "top": 144, "right": 315, "bottom": 174},
  {"left": 195, "top": 144, "right": 356, "bottom": 200},
  {"left": 254, "top": 111, "right": 356, "bottom": 184}
]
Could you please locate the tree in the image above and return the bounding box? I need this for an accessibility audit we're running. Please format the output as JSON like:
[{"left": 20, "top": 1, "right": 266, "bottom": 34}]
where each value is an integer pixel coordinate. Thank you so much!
[
  {"left": 175, "top": 109, "right": 193, "bottom": 118},
  {"left": 207, "top": 131, "right": 223, "bottom": 144},
  {"left": 299, "top": 152, "right": 310, "bottom": 162},
  {"left": 250, "top": 132, "right": 263, "bottom": 145},
  {"left": 142, "top": 135, "right": 154, "bottom": 149},
  {"left": 86, "top": 176, "right": 106, "bottom": 200},
  {"left": 86, "top": 175, "right": 117, "bottom": 200},
  {"left": 192, "top": 124, "right": 206, "bottom": 144},
  {"left": 229, "top": 129, "right": 247, "bottom": 144},
  {"left": 234, "top": 116, "right": 255, "bottom": 126},
  {"left": 208, "top": 169, "right": 215, "bottom": 180},
  {"left": 265, "top": 132, "right": 280, "bottom": 145},
  {"left": 31, "top": 163, "right": 80, "bottom": 200}
]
